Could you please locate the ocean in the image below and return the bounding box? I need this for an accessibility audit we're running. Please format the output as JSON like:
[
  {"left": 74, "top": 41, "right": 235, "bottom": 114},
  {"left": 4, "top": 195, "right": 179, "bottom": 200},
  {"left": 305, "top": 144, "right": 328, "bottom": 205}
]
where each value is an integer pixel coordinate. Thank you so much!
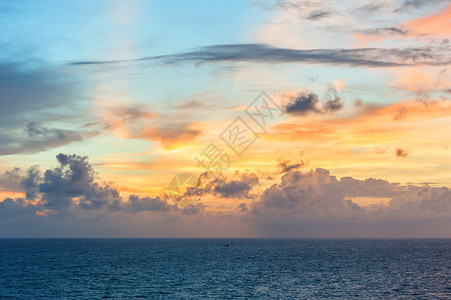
[{"left": 0, "top": 239, "right": 449, "bottom": 299}]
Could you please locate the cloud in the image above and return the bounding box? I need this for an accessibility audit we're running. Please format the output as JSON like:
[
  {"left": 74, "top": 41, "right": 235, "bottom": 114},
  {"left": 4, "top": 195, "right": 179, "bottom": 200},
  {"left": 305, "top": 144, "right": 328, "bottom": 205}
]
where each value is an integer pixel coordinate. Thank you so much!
[
  {"left": 0, "top": 122, "right": 97, "bottom": 156},
  {"left": 0, "top": 198, "right": 36, "bottom": 218},
  {"left": 285, "top": 90, "right": 343, "bottom": 115},
  {"left": 356, "top": 3, "right": 389, "bottom": 14},
  {"left": 396, "top": 148, "right": 409, "bottom": 157},
  {"left": 395, "top": 0, "right": 450, "bottom": 12},
  {"left": 70, "top": 44, "right": 451, "bottom": 68},
  {"left": 40, "top": 154, "right": 116, "bottom": 209},
  {"left": 285, "top": 93, "right": 320, "bottom": 115},
  {"left": 21, "top": 166, "right": 42, "bottom": 200},
  {"left": 0, "top": 153, "right": 175, "bottom": 213},
  {"left": 306, "top": 10, "right": 332, "bottom": 20},
  {"left": 181, "top": 203, "right": 207, "bottom": 216},
  {"left": 258, "top": 0, "right": 336, "bottom": 18},
  {"left": 1, "top": 159, "right": 451, "bottom": 237},
  {"left": 277, "top": 159, "right": 304, "bottom": 173},
  {"left": 236, "top": 203, "right": 249, "bottom": 212},
  {"left": 0, "top": 168, "right": 23, "bottom": 193},
  {"left": 356, "top": 27, "right": 409, "bottom": 36},
  {"left": 195, "top": 172, "right": 260, "bottom": 199},
  {"left": 255, "top": 168, "right": 407, "bottom": 212},
  {"left": 393, "top": 106, "right": 407, "bottom": 121},
  {"left": 125, "top": 195, "right": 173, "bottom": 212},
  {"left": 0, "top": 62, "right": 95, "bottom": 156},
  {"left": 0, "top": 63, "right": 74, "bottom": 128},
  {"left": 96, "top": 105, "right": 202, "bottom": 149},
  {"left": 214, "top": 180, "right": 254, "bottom": 198},
  {"left": 250, "top": 168, "right": 451, "bottom": 237},
  {"left": 140, "top": 123, "right": 202, "bottom": 149}
]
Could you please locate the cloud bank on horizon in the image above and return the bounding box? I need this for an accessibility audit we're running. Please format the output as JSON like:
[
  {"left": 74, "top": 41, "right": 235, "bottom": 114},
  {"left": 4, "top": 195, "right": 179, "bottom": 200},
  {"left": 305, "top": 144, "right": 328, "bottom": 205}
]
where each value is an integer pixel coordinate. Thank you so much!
[
  {"left": 1, "top": 153, "right": 450, "bottom": 237},
  {"left": 0, "top": 0, "right": 450, "bottom": 237}
]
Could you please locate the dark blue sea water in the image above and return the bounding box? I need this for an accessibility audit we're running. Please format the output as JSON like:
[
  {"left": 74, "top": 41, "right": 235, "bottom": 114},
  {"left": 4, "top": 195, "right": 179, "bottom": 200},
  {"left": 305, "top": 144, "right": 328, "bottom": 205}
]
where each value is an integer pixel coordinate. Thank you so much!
[{"left": 0, "top": 239, "right": 449, "bottom": 299}]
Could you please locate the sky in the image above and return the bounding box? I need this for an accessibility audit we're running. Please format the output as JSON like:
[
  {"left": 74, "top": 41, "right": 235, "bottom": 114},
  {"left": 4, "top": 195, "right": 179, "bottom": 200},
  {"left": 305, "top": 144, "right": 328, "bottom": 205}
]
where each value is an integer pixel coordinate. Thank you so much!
[{"left": 0, "top": 0, "right": 450, "bottom": 237}]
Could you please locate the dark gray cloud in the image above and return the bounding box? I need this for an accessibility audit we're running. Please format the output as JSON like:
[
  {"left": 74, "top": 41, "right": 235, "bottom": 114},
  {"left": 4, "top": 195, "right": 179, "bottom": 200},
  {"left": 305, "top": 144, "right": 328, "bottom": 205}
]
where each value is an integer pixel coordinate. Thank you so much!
[
  {"left": 214, "top": 181, "right": 253, "bottom": 198},
  {"left": 0, "top": 198, "right": 36, "bottom": 218},
  {"left": 395, "top": 0, "right": 450, "bottom": 12},
  {"left": 396, "top": 148, "right": 409, "bottom": 157},
  {"left": 306, "top": 10, "right": 332, "bottom": 20},
  {"left": 125, "top": 195, "right": 173, "bottom": 212},
  {"left": 356, "top": 3, "right": 386, "bottom": 14},
  {"left": 0, "top": 122, "right": 97, "bottom": 156},
  {"left": 181, "top": 203, "right": 207, "bottom": 216},
  {"left": 1, "top": 166, "right": 42, "bottom": 199},
  {"left": 277, "top": 159, "right": 304, "bottom": 173},
  {"left": 285, "top": 90, "right": 343, "bottom": 115},
  {"left": 21, "top": 166, "right": 42, "bottom": 200},
  {"left": 0, "top": 62, "right": 95, "bottom": 155},
  {"left": 70, "top": 44, "right": 451, "bottom": 68},
  {"left": 285, "top": 93, "right": 320, "bottom": 115},
  {"left": 258, "top": 0, "right": 336, "bottom": 20},
  {"left": 357, "top": 27, "right": 409, "bottom": 36},
  {"left": 194, "top": 172, "right": 260, "bottom": 199},
  {"left": 0, "top": 154, "right": 176, "bottom": 215},
  {"left": 211, "top": 173, "right": 259, "bottom": 199},
  {"left": 236, "top": 203, "right": 249, "bottom": 212},
  {"left": 40, "top": 154, "right": 110, "bottom": 209},
  {"left": 0, "top": 63, "right": 74, "bottom": 127}
]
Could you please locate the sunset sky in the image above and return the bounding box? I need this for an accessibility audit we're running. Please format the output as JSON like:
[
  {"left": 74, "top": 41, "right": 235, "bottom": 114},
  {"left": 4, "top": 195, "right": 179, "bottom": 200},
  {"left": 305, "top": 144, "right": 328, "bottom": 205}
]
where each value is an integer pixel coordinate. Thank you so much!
[{"left": 1, "top": 0, "right": 450, "bottom": 237}]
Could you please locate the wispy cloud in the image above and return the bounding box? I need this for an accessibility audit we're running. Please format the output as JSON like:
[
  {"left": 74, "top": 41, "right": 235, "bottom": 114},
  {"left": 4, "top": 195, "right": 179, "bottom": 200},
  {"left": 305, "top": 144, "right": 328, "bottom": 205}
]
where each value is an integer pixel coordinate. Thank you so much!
[
  {"left": 395, "top": 0, "right": 450, "bottom": 12},
  {"left": 0, "top": 122, "right": 97, "bottom": 156},
  {"left": 70, "top": 44, "right": 451, "bottom": 68},
  {"left": 356, "top": 27, "right": 410, "bottom": 36}
]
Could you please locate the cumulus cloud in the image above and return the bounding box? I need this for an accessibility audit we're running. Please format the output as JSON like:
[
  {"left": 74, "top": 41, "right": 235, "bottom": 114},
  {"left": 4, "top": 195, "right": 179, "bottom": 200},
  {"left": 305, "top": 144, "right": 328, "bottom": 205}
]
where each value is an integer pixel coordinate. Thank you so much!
[
  {"left": 0, "top": 154, "right": 175, "bottom": 215},
  {"left": 39, "top": 154, "right": 118, "bottom": 209},
  {"left": 254, "top": 168, "right": 434, "bottom": 213},
  {"left": 285, "top": 90, "right": 343, "bottom": 116},
  {"left": 250, "top": 168, "right": 451, "bottom": 236},
  {"left": 1, "top": 156, "right": 450, "bottom": 237},
  {"left": 0, "top": 168, "right": 23, "bottom": 193},
  {"left": 21, "top": 166, "right": 42, "bottom": 200},
  {"left": 198, "top": 172, "right": 259, "bottom": 199},
  {"left": 0, "top": 198, "right": 37, "bottom": 218}
]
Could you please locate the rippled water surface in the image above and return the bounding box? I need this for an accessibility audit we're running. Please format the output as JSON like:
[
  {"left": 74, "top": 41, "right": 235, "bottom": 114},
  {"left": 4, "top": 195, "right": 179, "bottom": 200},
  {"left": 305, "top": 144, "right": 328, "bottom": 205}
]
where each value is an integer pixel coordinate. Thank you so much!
[{"left": 0, "top": 239, "right": 449, "bottom": 299}]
